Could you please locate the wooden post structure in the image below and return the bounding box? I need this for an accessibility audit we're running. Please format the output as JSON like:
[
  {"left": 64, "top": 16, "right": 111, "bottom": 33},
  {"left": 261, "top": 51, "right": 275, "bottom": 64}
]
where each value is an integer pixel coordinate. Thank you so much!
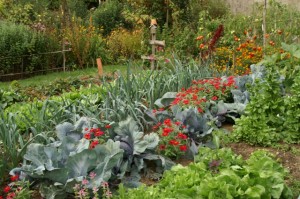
[
  {"left": 150, "top": 19, "right": 157, "bottom": 70},
  {"left": 141, "top": 19, "right": 165, "bottom": 70}
]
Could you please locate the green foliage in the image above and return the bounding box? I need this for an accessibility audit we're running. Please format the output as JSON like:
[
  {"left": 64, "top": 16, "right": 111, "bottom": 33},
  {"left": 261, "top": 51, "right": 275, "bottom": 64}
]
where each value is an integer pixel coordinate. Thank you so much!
[
  {"left": 113, "top": 117, "right": 172, "bottom": 187},
  {"left": 0, "top": 21, "right": 59, "bottom": 75},
  {"left": 282, "top": 74, "right": 300, "bottom": 143},
  {"left": 92, "top": 0, "right": 128, "bottom": 36},
  {"left": 232, "top": 43, "right": 300, "bottom": 146},
  {"left": 106, "top": 28, "right": 143, "bottom": 63},
  {"left": 12, "top": 118, "right": 124, "bottom": 198},
  {"left": 115, "top": 148, "right": 293, "bottom": 199}
]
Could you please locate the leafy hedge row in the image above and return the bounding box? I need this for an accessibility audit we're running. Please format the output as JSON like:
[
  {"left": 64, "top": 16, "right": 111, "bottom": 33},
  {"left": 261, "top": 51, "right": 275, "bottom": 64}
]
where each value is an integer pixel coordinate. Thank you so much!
[{"left": 0, "top": 21, "right": 59, "bottom": 75}]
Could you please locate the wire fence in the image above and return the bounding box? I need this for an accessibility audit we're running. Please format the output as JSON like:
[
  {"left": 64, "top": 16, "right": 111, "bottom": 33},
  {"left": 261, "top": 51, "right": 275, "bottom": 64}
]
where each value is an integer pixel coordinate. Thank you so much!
[{"left": 0, "top": 49, "right": 71, "bottom": 82}]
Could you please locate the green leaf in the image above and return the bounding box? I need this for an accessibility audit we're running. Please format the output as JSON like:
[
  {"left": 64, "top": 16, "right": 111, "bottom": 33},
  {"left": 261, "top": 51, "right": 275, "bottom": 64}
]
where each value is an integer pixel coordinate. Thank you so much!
[{"left": 244, "top": 185, "right": 265, "bottom": 198}]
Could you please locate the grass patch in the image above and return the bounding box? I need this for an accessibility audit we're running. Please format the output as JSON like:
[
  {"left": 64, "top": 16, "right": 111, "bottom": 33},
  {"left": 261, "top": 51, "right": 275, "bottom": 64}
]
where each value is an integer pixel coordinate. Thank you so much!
[{"left": 0, "top": 64, "right": 140, "bottom": 89}]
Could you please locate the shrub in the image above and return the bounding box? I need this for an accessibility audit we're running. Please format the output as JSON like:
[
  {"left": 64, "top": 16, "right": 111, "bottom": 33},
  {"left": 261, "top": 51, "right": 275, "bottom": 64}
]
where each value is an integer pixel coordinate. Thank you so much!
[
  {"left": 0, "top": 21, "right": 59, "bottom": 75},
  {"left": 64, "top": 17, "right": 107, "bottom": 68},
  {"left": 106, "top": 28, "right": 143, "bottom": 63},
  {"left": 92, "top": 0, "right": 128, "bottom": 36}
]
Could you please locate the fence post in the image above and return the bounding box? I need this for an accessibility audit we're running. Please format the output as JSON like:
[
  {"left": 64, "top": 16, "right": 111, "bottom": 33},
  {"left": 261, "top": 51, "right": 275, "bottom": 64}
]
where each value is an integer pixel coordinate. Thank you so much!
[{"left": 62, "top": 39, "right": 66, "bottom": 72}]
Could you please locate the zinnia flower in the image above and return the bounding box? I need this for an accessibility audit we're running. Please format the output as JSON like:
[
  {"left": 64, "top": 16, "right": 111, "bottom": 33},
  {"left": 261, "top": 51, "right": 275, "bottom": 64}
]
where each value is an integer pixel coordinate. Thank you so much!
[
  {"left": 10, "top": 175, "right": 19, "bottom": 182},
  {"left": 179, "top": 145, "right": 188, "bottom": 151},
  {"left": 211, "top": 96, "right": 218, "bottom": 101},
  {"left": 3, "top": 185, "right": 11, "bottom": 193},
  {"left": 84, "top": 133, "right": 91, "bottom": 140},
  {"left": 94, "top": 130, "right": 104, "bottom": 137}
]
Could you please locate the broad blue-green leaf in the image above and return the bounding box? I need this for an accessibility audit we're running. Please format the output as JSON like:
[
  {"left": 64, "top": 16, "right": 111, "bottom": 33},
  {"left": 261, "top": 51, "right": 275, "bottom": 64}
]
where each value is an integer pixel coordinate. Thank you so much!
[
  {"left": 143, "top": 133, "right": 159, "bottom": 149},
  {"left": 154, "top": 92, "right": 177, "bottom": 108},
  {"left": 66, "top": 149, "right": 97, "bottom": 178}
]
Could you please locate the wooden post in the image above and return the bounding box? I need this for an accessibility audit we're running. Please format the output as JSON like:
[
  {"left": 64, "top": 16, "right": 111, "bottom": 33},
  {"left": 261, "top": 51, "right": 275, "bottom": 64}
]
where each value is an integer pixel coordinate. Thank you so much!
[
  {"left": 263, "top": 0, "right": 267, "bottom": 56},
  {"left": 97, "top": 58, "right": 103, "bottom": 77},
  {"left": 150, "top": 19, "right": 157, "bottom": 70},
  {"left": 62, "top": 39, "right": 66, "bottom": 72}
]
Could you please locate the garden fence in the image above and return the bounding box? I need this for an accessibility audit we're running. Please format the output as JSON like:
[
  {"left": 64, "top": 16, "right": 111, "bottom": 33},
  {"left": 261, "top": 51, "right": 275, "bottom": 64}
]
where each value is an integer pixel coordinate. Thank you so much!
[{"left": 0, "top": 49, "right": 71, "bottom": 82}]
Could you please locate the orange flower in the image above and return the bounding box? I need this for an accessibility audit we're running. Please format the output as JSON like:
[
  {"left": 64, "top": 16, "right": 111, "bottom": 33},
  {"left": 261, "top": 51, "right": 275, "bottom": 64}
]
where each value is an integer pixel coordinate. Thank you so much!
[
  {"left": 196, "top": 35, "right": 204, "bottom": 40},
  {"left": 199, "top": 43, "right": 205, "bottom": 49}
]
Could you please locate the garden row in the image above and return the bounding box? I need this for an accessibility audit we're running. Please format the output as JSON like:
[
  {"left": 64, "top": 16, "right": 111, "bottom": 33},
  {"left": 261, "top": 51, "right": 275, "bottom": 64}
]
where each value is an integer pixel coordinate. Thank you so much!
[{"left": 1, "top": 44, "right": 300, "bottom": 198}]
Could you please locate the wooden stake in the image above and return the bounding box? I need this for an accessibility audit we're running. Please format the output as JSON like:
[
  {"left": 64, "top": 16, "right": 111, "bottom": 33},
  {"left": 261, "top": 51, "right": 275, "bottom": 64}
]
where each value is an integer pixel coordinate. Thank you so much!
[
  {"left": 263, "top": 0, "right": 267, "bottom": 56},
  {"left": 97, "top": 58, "right": 103, "bottom": 77}
]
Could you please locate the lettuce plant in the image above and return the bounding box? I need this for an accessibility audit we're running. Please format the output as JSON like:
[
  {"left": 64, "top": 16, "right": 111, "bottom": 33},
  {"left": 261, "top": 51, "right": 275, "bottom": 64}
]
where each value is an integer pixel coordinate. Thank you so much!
[{"left": 116, "top": 148, "right": 293, "bottom": 199}]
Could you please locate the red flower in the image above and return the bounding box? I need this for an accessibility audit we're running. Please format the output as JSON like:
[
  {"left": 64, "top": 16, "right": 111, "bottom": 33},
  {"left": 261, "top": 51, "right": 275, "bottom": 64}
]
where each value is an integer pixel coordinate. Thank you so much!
[
  {"left": 90, "top": 140, "right": 99, "bottom": 149},
  {"left": 84, "top": 133, "right": 91, "bottom": 140},
  {"left": 163, "top": 119, "right": 172, "bottom": 127},
  {"left": 183, "top": 99, "right": 189, "bottom": 105},
  {"left": 159, "top": 145, "right": 166, "bottom": 150},
  {"left": 169, "top": 140, "right": 179, "bottom": 146},
  {"left": 192, "top": 94, "right": 198, "bottom": 101},
  {"left": 105, "top": 125, "right": 111, "bottom": 129},
  {"left": 163, "top": 127, "right": 173, "bottom": 134},
  {"left": 94, "top": 130, "right": 104, "bottom": 137},
  {"left": 175, "top": 121, "right": 181, "bottom": 126},
  {"left": 211, "top": 96, "right": 218, "bottom": 101},
  {"left": 179, "top": 145, "right": 188, "bottom": 151},
  {"left": 10, "top": 175, "right": 19, "bottom": 182},
  {"left": 177, "top": 133, "right": 188, "bottom": 140},
  {"left": 3, "top": 185, "right": 11, "bottom": 193},
  {"left": 84, "top": 128, "right": 89, "bottom": 131},
  {"left": 162, "top": 131, "right": 169, "bottom": 136},
  {"left": 197, "top": 108, "right": 203, "bottom": 113},
  {"left": 7, "top": 192, "right": 16, "bottom": 198}
]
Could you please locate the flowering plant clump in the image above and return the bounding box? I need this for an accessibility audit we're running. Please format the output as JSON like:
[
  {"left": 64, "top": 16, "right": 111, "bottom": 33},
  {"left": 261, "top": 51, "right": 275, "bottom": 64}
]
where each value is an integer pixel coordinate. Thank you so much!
[
  {"left": 83, "top": 125, "right": 111, "bottom": 149},
  {"left": 171, "top": 77, "right": 236, "bottom": 113},
  {"left": 153, "top": 118, "right": 189, "bottom": 159},
  {"left": 73, "top": 172, "right": 112, "bottom": 199},
  {"left": 213, "top": 34, "right": 263, "bottom": 75},
  {"left": 0, "top": 175, "right": 32, "bottom": 199}
]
